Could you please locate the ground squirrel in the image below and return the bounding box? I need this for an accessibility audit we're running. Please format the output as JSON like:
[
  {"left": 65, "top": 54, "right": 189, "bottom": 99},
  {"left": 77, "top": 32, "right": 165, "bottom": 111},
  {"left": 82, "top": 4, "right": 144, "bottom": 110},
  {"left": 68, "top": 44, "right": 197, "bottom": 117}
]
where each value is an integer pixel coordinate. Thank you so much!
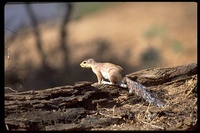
[
  {"left": 80, "top": 58, "right": 165, "bottom": 107},
  {"left": 80, "top": 58, "right": 125, "bottom": 85}
]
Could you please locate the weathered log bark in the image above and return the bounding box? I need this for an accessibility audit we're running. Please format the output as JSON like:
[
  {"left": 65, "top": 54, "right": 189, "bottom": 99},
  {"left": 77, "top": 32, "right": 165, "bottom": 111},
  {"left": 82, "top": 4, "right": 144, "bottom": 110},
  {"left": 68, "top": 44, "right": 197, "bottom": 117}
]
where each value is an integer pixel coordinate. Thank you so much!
[{"left": 5, "top": 63, "right": 197, "bottom": 131}]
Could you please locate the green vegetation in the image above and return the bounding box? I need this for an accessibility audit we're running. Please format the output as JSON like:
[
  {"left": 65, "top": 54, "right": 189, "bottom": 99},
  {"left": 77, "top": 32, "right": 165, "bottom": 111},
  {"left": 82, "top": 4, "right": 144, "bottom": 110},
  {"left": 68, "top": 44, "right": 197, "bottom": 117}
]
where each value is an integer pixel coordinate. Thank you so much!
[
  {"left": 170, "top": 39, "right": 184, "bottom": 53},
  {"left": 143, "top": 25, "right": 167, "bottom": 39},
  {"left": 72, "top": 2, "right": 113, "bottom": 19},
  {"left": 143, "top": 25, "right": 184, "bottom": 54}
]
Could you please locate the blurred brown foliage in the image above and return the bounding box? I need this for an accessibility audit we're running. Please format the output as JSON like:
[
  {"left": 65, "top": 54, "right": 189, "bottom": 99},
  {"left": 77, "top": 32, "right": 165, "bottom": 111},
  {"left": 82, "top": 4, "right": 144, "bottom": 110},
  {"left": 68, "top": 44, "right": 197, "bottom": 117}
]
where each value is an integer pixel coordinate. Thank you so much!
[{"left": 4, "top": 2, "right": 197, "bottom": 91}]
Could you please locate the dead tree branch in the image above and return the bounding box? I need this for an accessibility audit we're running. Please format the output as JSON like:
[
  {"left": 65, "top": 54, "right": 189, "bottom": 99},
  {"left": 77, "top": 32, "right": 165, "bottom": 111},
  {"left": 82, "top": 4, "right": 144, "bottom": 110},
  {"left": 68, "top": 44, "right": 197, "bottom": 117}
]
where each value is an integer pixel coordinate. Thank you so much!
[
  {"left": 5, "top": 62, "right": 197, "bottom": 131},
  {"left": 25, "top": 4, "right": 48, "bottom": 67}
]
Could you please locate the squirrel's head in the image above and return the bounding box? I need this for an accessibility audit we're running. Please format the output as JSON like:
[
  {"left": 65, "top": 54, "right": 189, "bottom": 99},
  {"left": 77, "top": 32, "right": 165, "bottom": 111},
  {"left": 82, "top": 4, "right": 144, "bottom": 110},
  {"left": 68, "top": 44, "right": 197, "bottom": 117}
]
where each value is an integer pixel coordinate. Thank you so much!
[{"left": 80, "top": 58, "right": 96, "bottom": 68}]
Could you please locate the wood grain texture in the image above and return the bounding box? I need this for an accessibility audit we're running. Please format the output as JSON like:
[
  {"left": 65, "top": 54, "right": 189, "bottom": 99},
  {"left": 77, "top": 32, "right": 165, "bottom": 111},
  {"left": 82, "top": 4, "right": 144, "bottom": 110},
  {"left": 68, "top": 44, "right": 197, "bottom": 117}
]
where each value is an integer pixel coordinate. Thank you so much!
[{"left": 5, "top": 63, "right": 197, "bottom": 131}]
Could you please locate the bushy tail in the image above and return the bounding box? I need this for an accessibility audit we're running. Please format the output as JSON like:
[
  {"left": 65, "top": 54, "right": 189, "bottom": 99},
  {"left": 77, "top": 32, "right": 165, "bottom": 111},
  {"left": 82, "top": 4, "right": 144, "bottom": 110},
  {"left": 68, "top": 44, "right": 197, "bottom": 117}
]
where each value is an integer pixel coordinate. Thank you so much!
[{"left": 125, "top": 77, "right": 165, "bottom": 107}]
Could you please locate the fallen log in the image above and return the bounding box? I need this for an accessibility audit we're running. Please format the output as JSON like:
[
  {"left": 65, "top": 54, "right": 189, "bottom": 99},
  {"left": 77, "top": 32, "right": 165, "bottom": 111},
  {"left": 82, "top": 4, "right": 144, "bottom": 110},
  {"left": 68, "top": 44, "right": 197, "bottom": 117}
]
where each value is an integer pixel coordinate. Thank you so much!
[{"left": 5, "top": 62, "right": 197, "bottom": 131}]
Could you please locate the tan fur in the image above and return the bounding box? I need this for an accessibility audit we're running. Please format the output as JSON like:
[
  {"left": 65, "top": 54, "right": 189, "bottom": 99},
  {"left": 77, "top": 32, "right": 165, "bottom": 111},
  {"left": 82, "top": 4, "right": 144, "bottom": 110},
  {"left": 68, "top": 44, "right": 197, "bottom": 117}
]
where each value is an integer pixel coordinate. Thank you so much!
[{"left": 80, "top": 58, "right": 123, "bottom": 84}]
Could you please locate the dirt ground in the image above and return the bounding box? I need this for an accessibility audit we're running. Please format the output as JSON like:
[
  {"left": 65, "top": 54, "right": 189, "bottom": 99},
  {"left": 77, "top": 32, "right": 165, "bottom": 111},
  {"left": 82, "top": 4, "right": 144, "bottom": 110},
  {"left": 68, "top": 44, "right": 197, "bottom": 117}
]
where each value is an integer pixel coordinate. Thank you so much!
[{"left": 5, "top": 2, "right": 197, "bottom": 91}]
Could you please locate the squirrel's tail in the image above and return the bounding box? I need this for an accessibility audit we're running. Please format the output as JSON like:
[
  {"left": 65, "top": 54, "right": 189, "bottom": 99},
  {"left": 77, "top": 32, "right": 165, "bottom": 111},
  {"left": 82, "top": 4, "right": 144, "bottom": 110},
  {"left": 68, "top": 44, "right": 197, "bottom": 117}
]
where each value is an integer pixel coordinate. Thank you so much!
[{"left": 125, "top": 77, "right": 165, "bottom": 108}]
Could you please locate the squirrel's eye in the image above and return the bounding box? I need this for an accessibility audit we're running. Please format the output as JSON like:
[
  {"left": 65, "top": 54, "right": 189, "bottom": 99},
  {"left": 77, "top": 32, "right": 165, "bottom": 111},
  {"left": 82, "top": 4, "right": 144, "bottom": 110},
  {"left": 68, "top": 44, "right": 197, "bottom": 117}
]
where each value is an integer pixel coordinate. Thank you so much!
[{"left": 83, "top": 61, "right": 86, "bottom": 64}]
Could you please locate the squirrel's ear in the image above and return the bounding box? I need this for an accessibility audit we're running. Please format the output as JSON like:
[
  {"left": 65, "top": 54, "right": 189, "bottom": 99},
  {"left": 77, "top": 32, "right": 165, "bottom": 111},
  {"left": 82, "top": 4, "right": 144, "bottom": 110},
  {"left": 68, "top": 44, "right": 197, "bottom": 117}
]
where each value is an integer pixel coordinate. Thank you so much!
[{"left": 88, "top": 58, "right": 94, "bottom": 63}]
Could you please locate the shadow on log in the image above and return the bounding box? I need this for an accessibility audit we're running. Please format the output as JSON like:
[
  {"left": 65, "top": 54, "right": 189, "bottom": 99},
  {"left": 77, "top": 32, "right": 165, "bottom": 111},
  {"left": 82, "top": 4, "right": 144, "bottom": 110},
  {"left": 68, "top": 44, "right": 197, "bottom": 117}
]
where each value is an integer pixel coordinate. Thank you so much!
[{"left": 5, "top": 63, "right": 197, "bottom": 131}]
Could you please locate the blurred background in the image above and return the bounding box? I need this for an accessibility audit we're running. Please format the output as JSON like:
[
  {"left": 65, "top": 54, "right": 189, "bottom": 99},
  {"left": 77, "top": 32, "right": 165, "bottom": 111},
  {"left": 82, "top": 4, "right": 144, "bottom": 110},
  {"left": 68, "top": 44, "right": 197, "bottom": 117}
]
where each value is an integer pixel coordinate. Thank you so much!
[{"left": 4, "top": 2, "right": 197, "bottom": 91}]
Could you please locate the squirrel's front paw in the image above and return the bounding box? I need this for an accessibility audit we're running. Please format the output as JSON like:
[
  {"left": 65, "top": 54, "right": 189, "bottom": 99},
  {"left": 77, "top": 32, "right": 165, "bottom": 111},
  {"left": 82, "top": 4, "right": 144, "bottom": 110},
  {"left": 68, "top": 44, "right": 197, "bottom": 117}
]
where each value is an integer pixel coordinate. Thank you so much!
[{"left": 93, "top": 82, "right": 101, "bottom": 85}]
